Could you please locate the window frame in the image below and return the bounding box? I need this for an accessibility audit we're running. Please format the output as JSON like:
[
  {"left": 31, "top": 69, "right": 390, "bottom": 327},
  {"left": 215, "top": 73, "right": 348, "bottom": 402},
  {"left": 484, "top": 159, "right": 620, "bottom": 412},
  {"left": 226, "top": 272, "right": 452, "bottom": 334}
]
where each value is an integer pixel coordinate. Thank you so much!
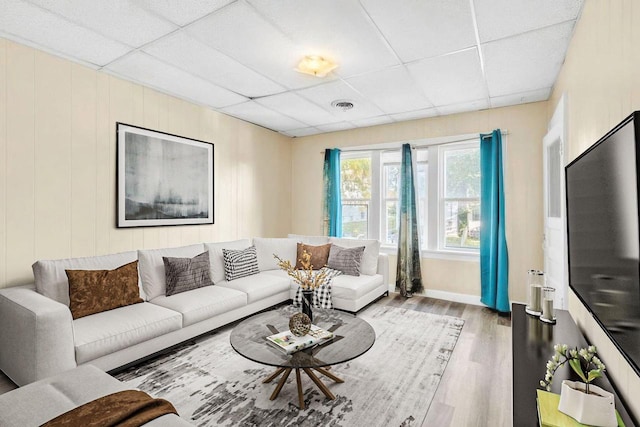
[{"left": 339, "top": 137, "right": 482, "bottom": 261}]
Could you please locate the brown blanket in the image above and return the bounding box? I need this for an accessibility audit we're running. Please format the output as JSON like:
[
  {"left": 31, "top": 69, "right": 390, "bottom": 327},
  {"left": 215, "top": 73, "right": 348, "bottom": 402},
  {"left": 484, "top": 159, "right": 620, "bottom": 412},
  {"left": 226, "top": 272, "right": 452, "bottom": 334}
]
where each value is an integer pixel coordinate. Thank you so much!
[{"left": 40, "top": 390, "right": 178, "bottom": 427}]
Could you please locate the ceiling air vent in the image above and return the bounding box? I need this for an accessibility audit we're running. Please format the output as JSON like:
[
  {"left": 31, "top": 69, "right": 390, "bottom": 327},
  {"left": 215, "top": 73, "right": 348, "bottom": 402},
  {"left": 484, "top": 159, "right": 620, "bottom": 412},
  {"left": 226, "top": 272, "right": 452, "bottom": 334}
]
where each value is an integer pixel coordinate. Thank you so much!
[{"left": 331, "top": 100, "right": 354, "bottom": 111}]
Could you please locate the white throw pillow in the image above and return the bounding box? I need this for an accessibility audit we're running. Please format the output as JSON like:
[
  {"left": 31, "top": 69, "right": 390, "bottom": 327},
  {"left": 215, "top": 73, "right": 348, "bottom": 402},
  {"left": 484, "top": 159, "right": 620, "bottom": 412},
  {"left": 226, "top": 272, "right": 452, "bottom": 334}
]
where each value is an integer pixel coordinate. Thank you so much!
[
  {"left": 138, "top": 244, "right": 205, "bottom": 300},
  {"left": 33, "top": 251, "right": 139, "bottom": 306},
  {"left": 328, "top": 237, "right": 380, "bottom": 276},
  {"left": 204, "top": 239, "right": 252, "bottom": 284},
  {"left": 253, "top": 237, "right": 297, "bottom": 271}
]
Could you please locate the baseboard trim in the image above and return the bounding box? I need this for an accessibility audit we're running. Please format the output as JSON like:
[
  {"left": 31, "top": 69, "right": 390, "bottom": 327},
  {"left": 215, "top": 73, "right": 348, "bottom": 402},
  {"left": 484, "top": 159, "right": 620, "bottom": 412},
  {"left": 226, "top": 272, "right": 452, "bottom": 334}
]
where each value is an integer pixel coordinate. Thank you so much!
[
  {"left": 423, "top": 289, "right": 483, "bottom": 306},
  {"left": 387, "top": 284, "right": 484, "bottom": 307}
]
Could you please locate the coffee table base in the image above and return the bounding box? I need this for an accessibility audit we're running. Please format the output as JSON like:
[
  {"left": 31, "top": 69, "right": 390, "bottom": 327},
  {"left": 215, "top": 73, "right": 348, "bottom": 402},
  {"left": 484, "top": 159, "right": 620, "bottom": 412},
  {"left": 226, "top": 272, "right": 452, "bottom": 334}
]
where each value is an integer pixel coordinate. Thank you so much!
[{"left": 263, "top": 367, "right": 344, "bottom": 410}]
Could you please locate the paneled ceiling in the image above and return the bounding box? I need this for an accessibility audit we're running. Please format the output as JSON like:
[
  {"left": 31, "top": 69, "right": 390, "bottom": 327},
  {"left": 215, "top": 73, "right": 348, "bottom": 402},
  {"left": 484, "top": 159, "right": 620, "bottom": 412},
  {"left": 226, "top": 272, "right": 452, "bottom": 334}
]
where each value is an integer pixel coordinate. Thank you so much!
[{"left": 0, "top": 0, "right": 584, "bottom": 137}]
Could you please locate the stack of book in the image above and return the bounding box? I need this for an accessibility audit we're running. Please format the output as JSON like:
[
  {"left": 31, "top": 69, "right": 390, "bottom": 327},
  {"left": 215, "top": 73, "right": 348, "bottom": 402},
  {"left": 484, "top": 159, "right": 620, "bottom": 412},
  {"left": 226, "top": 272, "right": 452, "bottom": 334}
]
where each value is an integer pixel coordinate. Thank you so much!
[{"left": 266, "top": 325, "right": 333, "bottom": 354}]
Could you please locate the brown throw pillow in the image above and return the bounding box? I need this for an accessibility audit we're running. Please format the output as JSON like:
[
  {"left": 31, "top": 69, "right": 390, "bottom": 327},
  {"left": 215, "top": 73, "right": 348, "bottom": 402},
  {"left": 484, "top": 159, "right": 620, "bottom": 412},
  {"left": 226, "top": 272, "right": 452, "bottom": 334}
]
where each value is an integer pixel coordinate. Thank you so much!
[
  {"left": 66, "top": 261, "right": 143, "bottom": 320},
  {"left": 295, "top": 243, "right": 332, "bottom": 270}
]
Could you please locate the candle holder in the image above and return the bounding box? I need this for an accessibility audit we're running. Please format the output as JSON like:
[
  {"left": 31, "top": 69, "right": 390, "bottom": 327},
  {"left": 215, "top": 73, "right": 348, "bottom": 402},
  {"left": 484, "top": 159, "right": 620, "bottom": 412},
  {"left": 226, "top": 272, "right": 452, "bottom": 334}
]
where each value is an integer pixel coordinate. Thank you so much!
[
  {"left": 525, "top": 270, "right": 544, "bottom": 316},
  {"left": 540, "top": 287, "right": 556, "bottom": 324}
]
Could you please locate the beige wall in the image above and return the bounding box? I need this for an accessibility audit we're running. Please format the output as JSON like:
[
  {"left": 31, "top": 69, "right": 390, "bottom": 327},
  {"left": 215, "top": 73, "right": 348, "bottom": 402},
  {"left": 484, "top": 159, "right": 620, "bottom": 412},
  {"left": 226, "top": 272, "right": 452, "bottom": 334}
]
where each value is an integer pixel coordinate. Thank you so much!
[
  {"left": 0, "top": 38, "right": 292, "bottom": 289},
  {"left": 549, "top": 0, "right": 640, "bottom": 420},
  {"left": 291, "top": 102, "right": 547, "bottom": 303}
]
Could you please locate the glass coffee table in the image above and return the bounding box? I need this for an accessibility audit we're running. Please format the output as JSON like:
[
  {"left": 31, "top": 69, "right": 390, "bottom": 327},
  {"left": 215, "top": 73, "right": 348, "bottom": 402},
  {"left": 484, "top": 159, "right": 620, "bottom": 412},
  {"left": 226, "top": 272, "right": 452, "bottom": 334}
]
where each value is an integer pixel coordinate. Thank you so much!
[{"left": 230, "top": 306, "right": 375, "bottom": 409}]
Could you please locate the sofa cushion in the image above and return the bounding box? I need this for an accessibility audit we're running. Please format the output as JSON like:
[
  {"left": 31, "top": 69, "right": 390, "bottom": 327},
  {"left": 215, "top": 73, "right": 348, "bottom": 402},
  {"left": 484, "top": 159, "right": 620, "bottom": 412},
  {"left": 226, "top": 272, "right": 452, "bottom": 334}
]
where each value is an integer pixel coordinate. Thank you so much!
[
  {"left": 151, "top": 286, "right": 247, "bottom": 327},
  {"left": 163, "top": 252, "right": 213, "bottom": 296},
  {"left": 328, "top": 274, "right": 384, "bottom": 300},
  {"left": 327, "top": 245, "right": 365, "bottom": 276},
  {"left": 138, "top": 244, "right": 205, "bottom": 300},
  {"left": 67, "top": 261, "right": 143, "bottom": 319},
  {"left": 328, "top": 237, "right": 381, "bottom": 275},
  {"left": 73, "top": 303, "right": 182, "bottom": 364},
  {"left": 33, "top": 251, "right": 139, "bottom": 306},
  {"left": 217, "top": 272, "right": 290, "bottom": 304},
  {"left": 295, "top": 243, "right": 331, "bottom": 270},
  {"left": 204, "top": 239, "right": 251, "bottom": 284},
  {"left": 253, "top": 238, "right": 297, "bottom": 271},
  {"left": 287, "top": 234, "right": 330, "bottom": 245}
]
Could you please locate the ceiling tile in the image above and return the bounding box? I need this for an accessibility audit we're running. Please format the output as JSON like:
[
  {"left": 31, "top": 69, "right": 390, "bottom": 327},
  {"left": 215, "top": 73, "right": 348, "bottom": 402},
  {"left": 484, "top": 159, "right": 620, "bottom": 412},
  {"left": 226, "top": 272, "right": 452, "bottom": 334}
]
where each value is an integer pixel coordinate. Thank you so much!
[
  {"left": 0, "top": 0, "right": 131, "bottom": 66},
  {"left": 28, "top": 0, "right": 177, "bottom": 48},
  {"left": 360, "top": 0, "right": 477, "bottom": 62},
  {"left": 483, "top": 22, "right": 575, "bottom": 97},
  {"left": 436, "top": 98, "right": 490, "bottom": 116},
  {"left": 346, "top": 66, "right": 432, "bottom": 114},
  {"left": 136, "top": 0, "right": 234, "bottom": 26},
  {"left": 407, "top": 48, "right": 488, "bottom": 106},
  {"left": 143, "top": 31, "right": 284, "bottom": 98},
  {"left": 490, "top": 87, "right": 550, "bottom": 108},
  {"left": 475, "top": 0, "right": 583, "bottom": 42},
  {"left": 255, "top": 92, "right": 342, "bottom": 126},
  {"left": 390, "top": 107, "right": 439, "bottom": 122},
  {"left": 283, "top": 127, "right": 322, "bottom": 137},
  {"left": 296, "top": 80, "right": 385, "bottom": 121},
  {"left": 222, "top": 101, "right": 306, "bottom": 131},
  {"left": 106, "top": 52, "right": 247, "bottom": 108},
  {"left": 315, "top": 122, "right": 354, "bottom": 133},
  {"left": 351, "top": 115, "right": 394, "bottom": 127},
  {"left": 185, "top": 0, "right": 329, "bottom": 90},
  {"left": 247, "top": 0, "right": 399, "bottom": 78}
]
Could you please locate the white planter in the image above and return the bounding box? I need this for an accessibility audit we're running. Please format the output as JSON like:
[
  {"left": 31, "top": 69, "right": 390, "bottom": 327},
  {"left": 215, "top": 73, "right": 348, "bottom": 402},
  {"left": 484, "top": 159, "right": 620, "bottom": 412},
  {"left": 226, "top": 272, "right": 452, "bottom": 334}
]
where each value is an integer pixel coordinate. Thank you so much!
[{"left": 558, "top": 380, "right": 617, "bottom": 427}]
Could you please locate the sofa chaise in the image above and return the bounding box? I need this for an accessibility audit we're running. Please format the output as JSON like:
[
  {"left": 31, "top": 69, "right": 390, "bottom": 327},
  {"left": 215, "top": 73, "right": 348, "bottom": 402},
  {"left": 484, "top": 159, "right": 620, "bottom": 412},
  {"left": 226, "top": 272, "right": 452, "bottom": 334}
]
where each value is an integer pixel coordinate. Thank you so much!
[{"left": 0, "top": 235, "right": 389, "bottom": 387}]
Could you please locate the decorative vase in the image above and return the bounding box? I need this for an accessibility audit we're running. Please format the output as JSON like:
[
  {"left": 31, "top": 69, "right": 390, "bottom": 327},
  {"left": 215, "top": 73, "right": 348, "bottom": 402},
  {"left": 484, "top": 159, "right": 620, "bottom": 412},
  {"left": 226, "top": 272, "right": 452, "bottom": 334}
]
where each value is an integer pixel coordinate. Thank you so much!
[
  {"left": 301, "top": 289, "right": 313, "bottom": 323},
  {"left": 289, "top": 312, "right": 311, "bottom": 337},
  {"left": 558, "top": 380, "right": 617, "bottom": 427}
]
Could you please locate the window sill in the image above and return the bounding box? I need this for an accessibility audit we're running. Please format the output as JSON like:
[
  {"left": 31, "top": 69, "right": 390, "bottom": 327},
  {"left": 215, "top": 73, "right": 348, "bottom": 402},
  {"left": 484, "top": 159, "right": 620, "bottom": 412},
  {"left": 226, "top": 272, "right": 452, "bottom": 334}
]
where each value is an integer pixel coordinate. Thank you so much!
[{"left": 380, "top": 245, "right": 479, "bottom": 262}]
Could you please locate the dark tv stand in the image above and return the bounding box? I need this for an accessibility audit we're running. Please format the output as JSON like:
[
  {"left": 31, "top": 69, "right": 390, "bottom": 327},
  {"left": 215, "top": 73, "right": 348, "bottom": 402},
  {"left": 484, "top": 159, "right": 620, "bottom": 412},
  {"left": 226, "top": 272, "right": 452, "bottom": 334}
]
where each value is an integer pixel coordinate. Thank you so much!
[{"left": 511, "top": 303, "right": 637, "bottom": 426}]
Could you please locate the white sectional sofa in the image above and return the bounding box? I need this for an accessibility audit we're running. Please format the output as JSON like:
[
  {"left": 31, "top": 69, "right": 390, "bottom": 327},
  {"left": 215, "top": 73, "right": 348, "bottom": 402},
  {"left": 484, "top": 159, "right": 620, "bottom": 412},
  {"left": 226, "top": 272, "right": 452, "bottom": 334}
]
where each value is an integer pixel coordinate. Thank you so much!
[{"left": 0, "top": 235, "right": 389, "bottom": 387}]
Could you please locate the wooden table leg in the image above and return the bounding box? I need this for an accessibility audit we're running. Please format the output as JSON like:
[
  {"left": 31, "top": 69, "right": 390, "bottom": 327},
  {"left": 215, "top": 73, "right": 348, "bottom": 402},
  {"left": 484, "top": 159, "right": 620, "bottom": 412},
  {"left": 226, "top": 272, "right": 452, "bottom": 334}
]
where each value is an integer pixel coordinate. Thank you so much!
[
  {"left": 270, "top": 368, "right": 292, "bottom": 400},
  {"left": 314, "top": 367, "right": 344, "bottom": 383},
  {"left": 263, "top": 367, "right": 286, "bottom": 384},
  {"left": 295, "top": 368, "right": 305, "bottom": 410},
  {"left": 303, "top": 368, "right": 335, "bottom": 400}
]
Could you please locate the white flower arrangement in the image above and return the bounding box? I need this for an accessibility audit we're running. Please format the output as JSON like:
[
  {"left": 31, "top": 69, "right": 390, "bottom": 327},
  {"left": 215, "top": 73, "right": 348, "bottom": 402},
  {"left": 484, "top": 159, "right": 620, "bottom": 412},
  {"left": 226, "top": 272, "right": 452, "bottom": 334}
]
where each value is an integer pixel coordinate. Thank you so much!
[{"left": 540, "top": 344, "right": 606, "bottom": 395}]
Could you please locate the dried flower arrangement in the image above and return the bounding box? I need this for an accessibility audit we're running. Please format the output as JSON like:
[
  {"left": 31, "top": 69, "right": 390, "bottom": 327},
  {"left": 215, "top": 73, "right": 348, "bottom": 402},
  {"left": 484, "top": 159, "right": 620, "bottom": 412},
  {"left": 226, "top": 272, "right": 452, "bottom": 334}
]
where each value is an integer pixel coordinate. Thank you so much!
[{"left": 274, "top": 250, "right": 328, "bottom": 291}]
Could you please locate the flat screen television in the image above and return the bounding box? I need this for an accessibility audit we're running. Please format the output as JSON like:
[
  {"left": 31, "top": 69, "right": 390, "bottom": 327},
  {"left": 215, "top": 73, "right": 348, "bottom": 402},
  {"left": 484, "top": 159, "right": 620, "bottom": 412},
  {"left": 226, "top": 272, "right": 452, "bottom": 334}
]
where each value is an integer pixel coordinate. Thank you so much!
[{"left": 566, "top": 111, "right": 640, "bottom": 376}]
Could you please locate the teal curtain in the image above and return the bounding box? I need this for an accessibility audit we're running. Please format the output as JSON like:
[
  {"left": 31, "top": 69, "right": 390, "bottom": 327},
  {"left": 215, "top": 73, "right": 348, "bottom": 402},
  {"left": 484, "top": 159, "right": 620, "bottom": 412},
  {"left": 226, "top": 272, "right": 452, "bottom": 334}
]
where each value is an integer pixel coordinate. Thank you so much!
[
  {"left": 323, "top": 148, "right": 342, "bottom": 237},
  {"left": 396, "top": 144, "right": 423, "bottom": 297},
  {"left": 480, "top": 130, "right": 510, "bottom": 312}
]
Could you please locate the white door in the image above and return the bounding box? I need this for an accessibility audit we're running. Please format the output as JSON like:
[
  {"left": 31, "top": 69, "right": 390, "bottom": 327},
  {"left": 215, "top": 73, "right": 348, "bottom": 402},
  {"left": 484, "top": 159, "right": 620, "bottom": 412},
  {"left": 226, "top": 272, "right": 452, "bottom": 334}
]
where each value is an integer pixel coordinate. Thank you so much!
[{"left": 543, "top": 97, "right": 567, "bottom": 309}]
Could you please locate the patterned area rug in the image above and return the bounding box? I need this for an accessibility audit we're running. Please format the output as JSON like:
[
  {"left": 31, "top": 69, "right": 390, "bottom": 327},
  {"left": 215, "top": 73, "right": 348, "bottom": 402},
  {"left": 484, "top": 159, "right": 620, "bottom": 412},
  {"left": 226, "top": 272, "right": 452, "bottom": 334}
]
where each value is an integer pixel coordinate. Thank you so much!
[{"left": 115, "top": 305, "right": 464, "bottom": 427}]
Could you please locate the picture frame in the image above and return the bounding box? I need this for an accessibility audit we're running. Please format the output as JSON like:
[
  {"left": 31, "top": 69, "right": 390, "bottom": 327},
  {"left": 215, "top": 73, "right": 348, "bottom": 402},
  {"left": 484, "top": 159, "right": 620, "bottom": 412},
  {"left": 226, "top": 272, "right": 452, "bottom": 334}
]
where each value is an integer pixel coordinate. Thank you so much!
[{"left": 116, "top": 123, "right": 214, "bottom": 228}]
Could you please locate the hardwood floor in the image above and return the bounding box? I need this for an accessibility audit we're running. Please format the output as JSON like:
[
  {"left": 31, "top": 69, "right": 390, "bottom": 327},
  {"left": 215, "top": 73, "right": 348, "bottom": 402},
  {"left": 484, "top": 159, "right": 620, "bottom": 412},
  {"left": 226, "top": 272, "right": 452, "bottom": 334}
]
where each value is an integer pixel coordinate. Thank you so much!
[
  {"left": 377, "top": 293, "right": 512, "bottom": 427},
  {"left": 0, "top": 293, "right": 513, "bottom": 426}
]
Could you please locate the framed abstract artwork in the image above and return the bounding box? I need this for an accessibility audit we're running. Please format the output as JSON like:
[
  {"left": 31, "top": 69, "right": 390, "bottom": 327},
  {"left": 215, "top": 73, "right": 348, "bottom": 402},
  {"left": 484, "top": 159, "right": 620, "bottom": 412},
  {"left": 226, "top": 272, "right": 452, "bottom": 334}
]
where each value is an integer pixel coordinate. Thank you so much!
[{"left": 116, "top": 123, "right": 214, "bottom": 228}]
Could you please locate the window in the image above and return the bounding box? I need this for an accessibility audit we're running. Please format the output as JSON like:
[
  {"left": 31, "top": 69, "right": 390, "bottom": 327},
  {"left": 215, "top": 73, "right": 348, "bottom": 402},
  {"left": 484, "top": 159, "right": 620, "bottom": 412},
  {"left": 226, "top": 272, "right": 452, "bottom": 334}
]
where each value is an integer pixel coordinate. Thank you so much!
[
  {"left": 441, "top": 144, "right": 481, "bottom": 250},
  {"left": 340, "top": 155, "right": 371, "bottom": 239},
  {"left": 340, "top": 139, "right": 481, "bottom": 256}
]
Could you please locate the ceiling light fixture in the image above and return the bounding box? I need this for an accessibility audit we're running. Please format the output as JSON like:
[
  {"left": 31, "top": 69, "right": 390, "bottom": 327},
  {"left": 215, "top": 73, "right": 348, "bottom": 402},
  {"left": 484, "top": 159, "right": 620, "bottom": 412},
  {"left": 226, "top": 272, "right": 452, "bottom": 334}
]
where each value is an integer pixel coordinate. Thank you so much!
[{"left": 295, "top": 55, "right": 338, "bottom": 78}]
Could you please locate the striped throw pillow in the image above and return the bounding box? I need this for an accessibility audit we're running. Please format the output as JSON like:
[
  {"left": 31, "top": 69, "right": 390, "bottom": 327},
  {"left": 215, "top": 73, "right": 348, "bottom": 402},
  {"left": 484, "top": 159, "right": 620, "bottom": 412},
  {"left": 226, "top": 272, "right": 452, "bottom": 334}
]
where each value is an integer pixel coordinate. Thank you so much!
[
  {"left": 163, "top": 251, "right": 214, "bottom": 296},
  {"left": 327, "top": 245, "right": 365, "bottom": 276},
  {"left": 222, "top": 246, "right": 259, "bottom": 281}
]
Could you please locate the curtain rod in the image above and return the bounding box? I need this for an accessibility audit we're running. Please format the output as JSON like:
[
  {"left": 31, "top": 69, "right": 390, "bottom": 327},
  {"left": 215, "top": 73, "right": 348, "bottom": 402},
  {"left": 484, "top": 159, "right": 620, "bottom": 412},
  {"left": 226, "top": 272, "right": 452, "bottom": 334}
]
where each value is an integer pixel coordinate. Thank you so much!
[{"left": 320, "top": 130, "right": 509, "bottom": 154}]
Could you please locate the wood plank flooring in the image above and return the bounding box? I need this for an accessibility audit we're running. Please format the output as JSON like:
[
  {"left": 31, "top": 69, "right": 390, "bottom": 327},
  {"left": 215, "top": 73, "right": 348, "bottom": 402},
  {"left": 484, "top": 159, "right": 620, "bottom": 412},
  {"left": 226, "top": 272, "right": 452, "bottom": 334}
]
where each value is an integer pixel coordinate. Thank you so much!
[{"left": 0, "top": 293, "right": 513, "bottom": 426}]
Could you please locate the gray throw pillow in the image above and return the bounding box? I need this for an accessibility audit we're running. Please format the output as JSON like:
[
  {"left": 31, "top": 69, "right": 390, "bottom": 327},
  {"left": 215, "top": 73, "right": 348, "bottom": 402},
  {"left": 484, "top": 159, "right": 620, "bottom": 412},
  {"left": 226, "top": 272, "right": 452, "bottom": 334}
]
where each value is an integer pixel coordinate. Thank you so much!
[
  {"left": 222, "top": 246, "right": 260, "bottom": 281},
  {"left": 163, "top": 251, "right": 214, "bottom": 296},
  {"left": 327, "top": 245, "right": 365, "bottom": 276}
]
